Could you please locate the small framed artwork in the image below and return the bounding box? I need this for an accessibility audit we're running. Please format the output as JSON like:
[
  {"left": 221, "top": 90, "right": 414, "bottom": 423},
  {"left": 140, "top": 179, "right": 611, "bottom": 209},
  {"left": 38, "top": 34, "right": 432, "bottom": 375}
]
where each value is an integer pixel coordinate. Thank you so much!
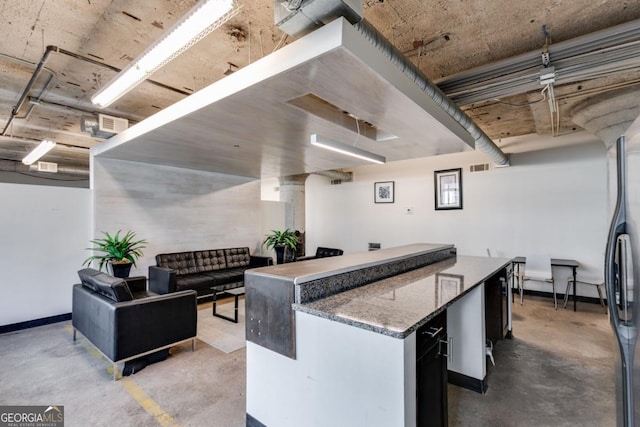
[
  {"left": 434, "top": 168, "right": 462, "bottom": 210},
  {"left": 374, "top": 181, "right": 395, "bottom": 203}
]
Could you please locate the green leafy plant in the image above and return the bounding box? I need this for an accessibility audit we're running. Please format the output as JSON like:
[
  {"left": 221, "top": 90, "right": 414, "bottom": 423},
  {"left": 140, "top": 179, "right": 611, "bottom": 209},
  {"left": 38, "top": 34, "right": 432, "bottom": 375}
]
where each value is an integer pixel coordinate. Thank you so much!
[
  {"left": 263, "top": 229, "right": 297, "bottom": 251},
  {"left": 82, "top": 230, "right": 147, "bottom": 271}
]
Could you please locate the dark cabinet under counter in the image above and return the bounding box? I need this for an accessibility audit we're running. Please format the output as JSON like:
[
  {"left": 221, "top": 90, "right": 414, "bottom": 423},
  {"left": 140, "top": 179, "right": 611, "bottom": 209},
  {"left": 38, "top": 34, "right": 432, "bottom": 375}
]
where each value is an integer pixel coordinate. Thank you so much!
[
  {"left": 485, "top": 265, "right": 511, "bottom": 342},
  {"left": 416, "top": 309, "right": 448, "bottom": 427}
]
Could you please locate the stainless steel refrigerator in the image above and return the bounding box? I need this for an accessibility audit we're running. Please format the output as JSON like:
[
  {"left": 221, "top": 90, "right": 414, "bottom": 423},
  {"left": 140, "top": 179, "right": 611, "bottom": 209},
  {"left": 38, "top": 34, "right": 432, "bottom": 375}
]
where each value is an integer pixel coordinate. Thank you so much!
[{"left": 605, "top": 120, "right": 640, "bottom": 426}]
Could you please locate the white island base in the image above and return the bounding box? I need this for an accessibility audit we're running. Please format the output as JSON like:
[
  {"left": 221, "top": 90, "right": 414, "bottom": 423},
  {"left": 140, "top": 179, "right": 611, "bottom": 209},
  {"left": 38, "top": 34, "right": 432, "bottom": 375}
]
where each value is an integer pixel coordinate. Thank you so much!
[
  {"left": 247, "top": 311, "right": 418, "bottom": 427},
  {"left": 245, "top": 248, "right": 511, "bottom": 427}
]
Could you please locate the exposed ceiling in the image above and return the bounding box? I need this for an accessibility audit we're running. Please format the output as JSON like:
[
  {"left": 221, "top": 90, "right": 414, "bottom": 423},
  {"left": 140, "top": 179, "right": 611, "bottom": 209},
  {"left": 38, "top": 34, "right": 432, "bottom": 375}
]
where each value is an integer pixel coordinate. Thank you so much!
[{"left": 1, "top": 0, "right": 640, "bottom": 180}]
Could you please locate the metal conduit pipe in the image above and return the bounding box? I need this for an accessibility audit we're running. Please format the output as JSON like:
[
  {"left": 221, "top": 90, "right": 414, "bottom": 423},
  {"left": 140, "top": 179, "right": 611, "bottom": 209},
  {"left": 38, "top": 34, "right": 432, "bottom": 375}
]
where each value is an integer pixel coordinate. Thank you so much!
[
  {"left": 1, "top": 46, "right": 56, "bottom": 135},
  {"left": 49, "top": 46, "right": 191, "bottom": 96},
  {"left": 353, "top": 20, "right": 509, "bottom": 166},
  {"left": 16, "top": 73, "right": 56, "bottom": 121},
  {"left": 436, "top": 19, "right": 640, "bottom": 105},
  {"left": 0, "top": 52, "right": 58, "bottom": 122},
  {"left": 0, "top": 52, "right": 59, "bottom": 122},
  {"left": 1, "top": 45, "right": 192, "bottom": 136}
]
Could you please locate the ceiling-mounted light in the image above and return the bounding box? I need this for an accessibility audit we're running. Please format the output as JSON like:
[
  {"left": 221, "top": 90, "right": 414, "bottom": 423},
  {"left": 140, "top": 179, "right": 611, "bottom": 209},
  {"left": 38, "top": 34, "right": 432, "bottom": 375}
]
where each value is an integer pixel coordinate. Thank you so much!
[
  {"left": 22, "top": 140, "right": 56, "bottom": 165},
  {"left": 91, "top": 0, "right": 240, "bottom": 108},
  {"left": 310, "top": 134, "right": 386, "bottom": 164}
]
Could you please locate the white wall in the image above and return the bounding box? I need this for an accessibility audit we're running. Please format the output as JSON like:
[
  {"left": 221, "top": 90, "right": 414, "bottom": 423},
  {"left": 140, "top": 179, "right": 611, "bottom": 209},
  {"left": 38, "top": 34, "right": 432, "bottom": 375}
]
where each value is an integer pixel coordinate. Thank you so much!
[
  {"left": 305, "top": 141, "right": 609, "bottom": 297},
  {"left": 261, "top": 177, "right": 280, "bottom": 201},
  {"left": 0, "top": 183, "right": 90, "bottom": 326},
  {"left": 92, "top": 158, "right": 264, "bottom": 276}
]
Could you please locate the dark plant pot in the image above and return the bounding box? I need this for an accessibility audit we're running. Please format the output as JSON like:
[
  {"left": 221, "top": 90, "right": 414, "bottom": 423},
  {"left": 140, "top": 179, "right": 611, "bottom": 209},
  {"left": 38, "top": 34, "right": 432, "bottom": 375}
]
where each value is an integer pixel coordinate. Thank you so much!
[
  {"left": 110, "top": 262, "right": 132, "bottom": 278},
  {"left": 274, "top": 246, "right": 285, "bottom": 265},
  {"left": 274, "top": 246, "right": 297, "bottom": 264}
]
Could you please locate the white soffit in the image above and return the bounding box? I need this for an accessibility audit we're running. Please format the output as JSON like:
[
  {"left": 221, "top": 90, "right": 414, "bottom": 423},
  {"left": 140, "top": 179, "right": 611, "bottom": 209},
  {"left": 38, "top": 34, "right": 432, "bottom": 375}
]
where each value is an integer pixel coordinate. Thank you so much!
[{"left": 93, "top": 18, "right": 475, "bottom": 178}]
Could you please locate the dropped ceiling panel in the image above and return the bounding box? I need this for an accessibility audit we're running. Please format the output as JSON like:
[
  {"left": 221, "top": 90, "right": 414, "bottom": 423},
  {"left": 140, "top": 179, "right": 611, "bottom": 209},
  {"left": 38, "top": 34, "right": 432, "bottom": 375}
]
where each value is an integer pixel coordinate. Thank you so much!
[{"left": 93, "top": 18, "right": 475, "bottom": 179}]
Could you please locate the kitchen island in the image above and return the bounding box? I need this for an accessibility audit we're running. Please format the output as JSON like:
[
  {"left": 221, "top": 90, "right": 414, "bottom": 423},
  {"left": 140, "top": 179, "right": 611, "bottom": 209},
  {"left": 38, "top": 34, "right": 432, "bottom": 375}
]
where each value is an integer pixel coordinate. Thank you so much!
[{"left": 245, "top": 245, "right": 511, "bottom": 427}]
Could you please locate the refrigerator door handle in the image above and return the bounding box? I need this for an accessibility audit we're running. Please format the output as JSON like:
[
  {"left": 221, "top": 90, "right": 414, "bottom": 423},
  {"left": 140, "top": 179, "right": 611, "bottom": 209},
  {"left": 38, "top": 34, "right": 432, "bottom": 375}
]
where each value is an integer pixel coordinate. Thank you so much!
[{"left": 617, "top": 234, "right": 632, "bottom": 322}]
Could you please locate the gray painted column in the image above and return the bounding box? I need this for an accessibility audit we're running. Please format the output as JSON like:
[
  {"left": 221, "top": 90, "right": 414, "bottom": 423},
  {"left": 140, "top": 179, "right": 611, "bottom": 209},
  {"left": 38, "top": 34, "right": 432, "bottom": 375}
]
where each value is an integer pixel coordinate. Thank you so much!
[{"left": 279, "top": 174, "right": 309, "bottom": 233}]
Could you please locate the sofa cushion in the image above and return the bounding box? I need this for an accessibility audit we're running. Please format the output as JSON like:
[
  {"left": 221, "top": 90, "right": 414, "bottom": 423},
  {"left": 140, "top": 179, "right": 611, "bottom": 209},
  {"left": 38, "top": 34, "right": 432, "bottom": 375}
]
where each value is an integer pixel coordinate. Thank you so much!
[
  {"left": 176, "top": 273, "right": 215, "bottom": 291},
  {"left": 224, "top": 247, "right": 250, "bottom": 268},
  {"left": 131, "top": 290, "right": 157, "bottom": 300},
  {"left": 206, "top": 268, "right": 245, "bottom": 286},
  {"left": 194, "top": 250, "right": 227, "bottom": 272},
  {"left": 77, "top": 268, "right": 133, "bottom": 302},
  {"left": 156, "top": 252, "right": 197, "bottom": 275}
]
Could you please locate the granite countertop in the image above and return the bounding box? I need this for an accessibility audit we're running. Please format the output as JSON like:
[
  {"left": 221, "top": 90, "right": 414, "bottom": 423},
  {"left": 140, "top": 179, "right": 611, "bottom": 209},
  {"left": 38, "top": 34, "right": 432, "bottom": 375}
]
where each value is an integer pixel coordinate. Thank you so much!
[
  {"left": 251, "top": 243, "right": 454, "bottom": 284},
  {"left": 293, "top": 255, "right": 511, "bottom": 339}
]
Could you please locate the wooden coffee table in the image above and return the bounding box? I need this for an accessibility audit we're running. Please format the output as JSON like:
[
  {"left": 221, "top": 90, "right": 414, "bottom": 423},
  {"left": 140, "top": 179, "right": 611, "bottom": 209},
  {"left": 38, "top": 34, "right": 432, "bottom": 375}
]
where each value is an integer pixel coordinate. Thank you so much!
[{"left": 211, "top": 285, "right": 245, "bottom": 323}]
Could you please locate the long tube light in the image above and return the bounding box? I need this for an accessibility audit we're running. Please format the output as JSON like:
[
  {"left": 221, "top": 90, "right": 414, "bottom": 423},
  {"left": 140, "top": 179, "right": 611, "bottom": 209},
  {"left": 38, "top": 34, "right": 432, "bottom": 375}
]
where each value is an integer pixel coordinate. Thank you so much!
[
  {"left": 91, "top": 0, "right": 239, "bottom": 108},
  {"left": 22, "top": 140, "right": 56, "bottom": 165},
  {"left": 310, "top": 134, "right": 386, "bottom": 164}
]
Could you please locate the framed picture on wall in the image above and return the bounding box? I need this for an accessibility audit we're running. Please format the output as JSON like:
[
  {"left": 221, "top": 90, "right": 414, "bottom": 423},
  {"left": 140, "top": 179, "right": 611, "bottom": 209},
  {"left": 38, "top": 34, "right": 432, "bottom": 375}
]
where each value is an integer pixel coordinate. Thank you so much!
[
  {"left": 374, "top": 181, "right": 395, "bottom": 203},
  {"left": 434, "top": 168, "right": 462, "bottom": 210}
]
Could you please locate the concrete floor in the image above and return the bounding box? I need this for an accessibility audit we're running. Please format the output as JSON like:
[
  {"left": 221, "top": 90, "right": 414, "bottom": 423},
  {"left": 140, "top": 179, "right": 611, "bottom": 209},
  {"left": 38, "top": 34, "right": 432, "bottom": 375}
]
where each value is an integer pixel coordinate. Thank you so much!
[
  {"left": 0, "top": 295, "right": 614, "bottom": 427},
  {"left": 449, "top": 295, "right": 615, "bottom": 427}
]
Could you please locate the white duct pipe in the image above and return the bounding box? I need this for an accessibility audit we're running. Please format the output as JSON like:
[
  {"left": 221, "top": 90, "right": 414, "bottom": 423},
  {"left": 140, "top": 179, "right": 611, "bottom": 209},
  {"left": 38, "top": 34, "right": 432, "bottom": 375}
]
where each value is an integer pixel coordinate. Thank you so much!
[
  {"left": 273, "top": 1, "right": 509, "bottom": 165},
  {"left": 353, "top": 20, "right": 509, "bottom": 166},
  {"left": 312, "top": 169, "right": 353, "bottom": 182},
  {"left": 26, "top": 163, "right": 90, "bottom": 177}
]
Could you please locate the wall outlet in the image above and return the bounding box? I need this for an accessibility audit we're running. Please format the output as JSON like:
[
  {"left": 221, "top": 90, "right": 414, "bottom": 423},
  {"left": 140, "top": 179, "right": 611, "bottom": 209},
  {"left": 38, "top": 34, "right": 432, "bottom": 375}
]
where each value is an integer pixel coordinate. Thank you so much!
[{"left": 405, "top": 207, "right": 413, "bottom": 215}]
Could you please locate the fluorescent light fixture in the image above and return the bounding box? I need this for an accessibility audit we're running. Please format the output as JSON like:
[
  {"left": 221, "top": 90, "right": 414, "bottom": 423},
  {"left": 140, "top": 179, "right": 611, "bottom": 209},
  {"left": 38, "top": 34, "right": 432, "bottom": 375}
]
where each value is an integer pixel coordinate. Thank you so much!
[
  {"left": 310, "top": 134, "right": 386, "bottom": 164},
  {"left": 91, "top": 0, "right": 239, "bottom": 108},
  {"left": 22, "top": 140, "right": 56, "bottom": 165}
]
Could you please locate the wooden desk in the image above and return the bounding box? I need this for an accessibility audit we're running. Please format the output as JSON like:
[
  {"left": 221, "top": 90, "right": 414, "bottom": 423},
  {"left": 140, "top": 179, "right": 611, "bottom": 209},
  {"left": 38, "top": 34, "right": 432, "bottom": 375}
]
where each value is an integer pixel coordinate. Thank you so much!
[{"left": 512, "top": 257, "right": 579, "bottom": 311}]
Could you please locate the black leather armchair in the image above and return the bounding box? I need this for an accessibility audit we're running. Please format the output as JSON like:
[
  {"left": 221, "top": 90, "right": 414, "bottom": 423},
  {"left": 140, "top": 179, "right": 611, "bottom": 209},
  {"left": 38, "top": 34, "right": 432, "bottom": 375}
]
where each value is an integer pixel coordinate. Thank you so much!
[
  {"left": 296, "top": 247, "right": 344, "bottom": 261},
  {"left": 72, "top": 268, "right": 197, "bottom": 380}
]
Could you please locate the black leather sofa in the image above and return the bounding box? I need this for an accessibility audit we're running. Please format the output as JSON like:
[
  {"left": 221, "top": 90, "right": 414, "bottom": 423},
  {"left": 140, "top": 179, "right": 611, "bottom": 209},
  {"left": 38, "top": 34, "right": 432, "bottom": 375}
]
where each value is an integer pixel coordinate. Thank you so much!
[
  {"left": 296, "top": 247, "right": 344, "bottom": 261},
  {"left": 148, "top": 247, "right": 272, "bottom": 298},
  {"left": 72, "top": 268, "right": 197, "bottom": 380}
]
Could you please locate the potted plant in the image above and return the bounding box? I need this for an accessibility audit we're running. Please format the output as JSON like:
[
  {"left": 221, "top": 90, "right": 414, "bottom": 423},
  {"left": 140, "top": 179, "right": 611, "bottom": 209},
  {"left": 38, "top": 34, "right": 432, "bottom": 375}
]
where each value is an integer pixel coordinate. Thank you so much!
[
  {"left": 82, "top": 230, "right": 147, "bottom": 278},
  {"left": 263, "top": 229, "right": 297, "bottom": 264}
]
